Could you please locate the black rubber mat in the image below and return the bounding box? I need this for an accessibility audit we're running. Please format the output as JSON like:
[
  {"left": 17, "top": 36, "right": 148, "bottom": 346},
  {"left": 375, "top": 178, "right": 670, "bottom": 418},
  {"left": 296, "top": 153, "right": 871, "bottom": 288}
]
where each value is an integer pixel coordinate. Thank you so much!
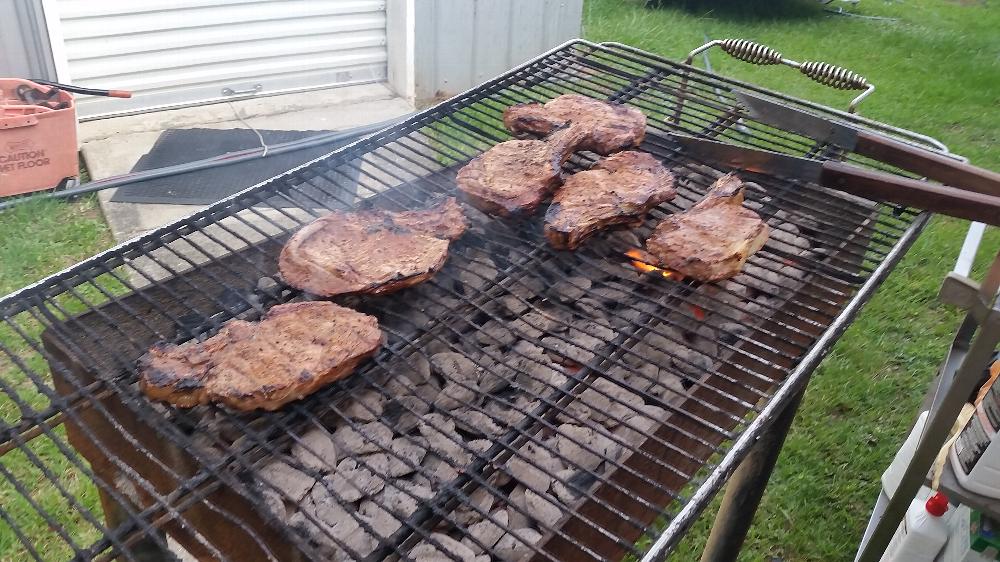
[{"left": 110, "top": 128, "right": 360, "bottom": 206}]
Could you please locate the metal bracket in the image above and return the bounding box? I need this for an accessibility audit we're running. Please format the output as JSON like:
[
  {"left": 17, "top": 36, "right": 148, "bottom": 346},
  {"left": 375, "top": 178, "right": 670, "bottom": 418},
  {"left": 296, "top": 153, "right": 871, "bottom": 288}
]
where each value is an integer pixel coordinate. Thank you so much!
[{"left": 221, "top": 84, "right": 263, "bottom": 97}]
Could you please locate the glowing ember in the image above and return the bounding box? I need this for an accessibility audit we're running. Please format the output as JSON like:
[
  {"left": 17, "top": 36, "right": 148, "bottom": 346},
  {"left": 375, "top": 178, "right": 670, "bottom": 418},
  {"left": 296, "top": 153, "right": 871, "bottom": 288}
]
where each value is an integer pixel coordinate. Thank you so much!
[
  {"left": 625, "top": 249, "right": 675, "bottom": 279},
  {"left": 689, "top": 305, "right": 706, "bottom": 321}
]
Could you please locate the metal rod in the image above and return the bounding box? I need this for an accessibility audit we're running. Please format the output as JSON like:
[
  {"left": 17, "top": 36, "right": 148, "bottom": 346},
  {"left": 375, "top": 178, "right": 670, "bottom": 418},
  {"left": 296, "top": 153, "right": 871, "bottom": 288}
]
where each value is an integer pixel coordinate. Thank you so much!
[
  {"left": 0, "top": 116, "right": 409, "bottom": 212},
  {"left": 700, "top": 387, "right": 805, "bottom": 562}
]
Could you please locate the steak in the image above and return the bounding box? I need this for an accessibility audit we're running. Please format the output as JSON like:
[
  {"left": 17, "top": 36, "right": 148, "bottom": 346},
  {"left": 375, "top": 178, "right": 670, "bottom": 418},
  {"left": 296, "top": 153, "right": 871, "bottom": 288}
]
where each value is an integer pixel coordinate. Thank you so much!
[
  {"left": 503, "top": 94, "right": 646, "bottom": 155},
  {"left": 545, "top": 151, "right": 676, "bottom": 250},
  {"left": 279, "top": 197, "right": 468, "bottom": 297},
  {"left": 645, "top": 173, "right": 769, "bottom": 282},
  {"left": 139, "top": 302, "right": 382, "bottom": 411},
  {"left": 456, "top": 126, "right": 586, "bottom": 216}
]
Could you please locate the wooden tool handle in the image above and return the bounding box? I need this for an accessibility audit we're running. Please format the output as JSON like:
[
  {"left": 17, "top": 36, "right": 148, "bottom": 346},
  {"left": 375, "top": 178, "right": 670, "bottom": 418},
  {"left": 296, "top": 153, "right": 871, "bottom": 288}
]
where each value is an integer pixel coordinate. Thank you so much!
[
  {"left": 821, "top": 160, "right": 1000, "bottom": 225},
  {"left": 855, "top": 130, "right": 1000, "bottom": 198}
]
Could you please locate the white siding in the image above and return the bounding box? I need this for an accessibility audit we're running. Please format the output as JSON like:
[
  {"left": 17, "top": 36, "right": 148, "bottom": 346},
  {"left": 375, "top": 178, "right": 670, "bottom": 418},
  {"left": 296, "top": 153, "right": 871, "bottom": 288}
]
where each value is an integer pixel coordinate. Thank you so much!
[
  {"left": 54, "top": 0, "right": 388, "bottom": 118},
  {"left": 413, "top": 0, "right": 582, "bottom": 104}
]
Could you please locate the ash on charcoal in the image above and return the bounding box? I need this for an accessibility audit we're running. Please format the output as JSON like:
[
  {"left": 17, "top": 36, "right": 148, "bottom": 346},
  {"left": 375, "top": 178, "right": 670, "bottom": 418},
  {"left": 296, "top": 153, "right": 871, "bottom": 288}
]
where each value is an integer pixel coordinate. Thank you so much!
[
  {"left": 558, "top": 381, "right": 611, "bottom": 424},
  {"left": 509, "top": 312, "right": 548, "bottom": 340},
  {"left": 342, "top": 389, "right": 384, "bottom": 422},
  {"left": 457, "top": 256, "right": 499, "bottom": 293},
  {"left": 650, "top": 369, "right": 686, "bottom": 403},
  {"left": 434, "top": 380, "right": 480, "bottom": 410},
  {"left": 400, "top": 479, "right": 434, "bottom": 501},
  {"left": 604, "top": 381, "right": 645, "bottom": 425},
  {"left": 614, "top": 404, "right": 667, "bottom": 445},
  {"left": 454, "top": 487, "right": 494, "bottom": 526},
  {"left": 506, "top": 486, "right": 530, "bottom": 529},
  {"left": 259, "top": 461, "right": 316, "bottom": 503},
  {"left": 326, "top": 458, "right": 385, "bottom": 502},
  {"left": 384, "top": 395, "right": 431, "bottom": 433},
  {"left": 550, "top": 276, "right": 592, "bottom": 303},
  {"left": 609, "top": 363, "right": 658, "bottom": 395},
  {"left": 462, "top": 510, "right": 508, "bottom": 553},
  {"left": 494, "top": 528, "right": 542, "bottom": 562},
  {"left": 469, "top": 439, "right": 493, "bottom": 455},
  {"left": 411, "top": 532, "right": 476, "bottom": 562},
  {"left": 590, "top": 282, "right": 631, "bottom": 304},
  {"left": 611, "top": 305, "right": 646, "bottom": 331},
  {"left": 332, "top": 421, "right": 393, "bottom": 456},
  {"left": 483, "top": 400, "right": 523, "bottom": 428},
  {"left": 508, "top": 275, "right": 546, "bottom": 300},
  {"left": 669, "top": 341, "right": 714, "bottom": 380},
  {"left": 525, "top": 488, "right": 563, "bottom": 528},
  {"left": 739, "top": 263, "right": 783, "bottom": 297},
  {"left": 387, "top": 437, "right": 426, "bottom": 476},
  {"left": 422, "top": 295, "right": 463, "bottom": 322},
  {"left": 717, "top": 321, "right": 752, "bottom": 344},
  {"left": 476, "top": 319, "right": 516, "bottom": 347},
  {"left": 769, "top": 225, "right": 810, "bottom": 255},
  {"left": 499, "top": 294, "right": 530, "bottom": 316},
  {"left": 453, "top": 408, "right": 503, "bottom": 437},
  {"left": 551, "top": 468, "right": 585, "bottom": 505},
  {"left": 575, "top": 297, "right": 606, "bottom": 319},
  {"left": 505, "top": 441, "right": 562, "bottom": 493},
  {"left": 554, "top": 423, "right": 621, "bottom": 472},
  {"left": 414, "top": 381, "right": 442, "bottom": 404},
  {"left": 541, "top": 333, "right": 593, "bottom": 366},
  {"left": 430, "top": 352, "right": 479, "bottom": 384},
  {"left": 292, "top": 428, "right": 339, "bottom": 472},
  {"left": 420, "top": 414, "right": 470, "bottom": 466},
  {"left": 477, "top": 349, "right": 516, "bottom": 394},
  {"left": 401, "top": 354, "right": 432, "bottom": 385}
]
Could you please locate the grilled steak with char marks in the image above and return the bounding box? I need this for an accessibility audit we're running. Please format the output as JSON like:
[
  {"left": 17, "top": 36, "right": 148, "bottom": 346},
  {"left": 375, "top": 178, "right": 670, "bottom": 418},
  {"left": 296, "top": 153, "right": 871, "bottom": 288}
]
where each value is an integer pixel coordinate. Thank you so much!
[
  {"left": 279, "top": 197, "right": 468, "bottom": 296},
  {"left": 645, "top": 173, "right": 769, "bottom": 281},
  {"left": 503, "top": 94, "right": 646, "bottom": 155},
  {"left": 139, "top": 302, "right": 382, "bottom": 411},
  {"left": 456, "top": 127, "right": 586, "bottom": 216},
  {"left": 545, "top": 151, "right": 676, "bottom": 250}
]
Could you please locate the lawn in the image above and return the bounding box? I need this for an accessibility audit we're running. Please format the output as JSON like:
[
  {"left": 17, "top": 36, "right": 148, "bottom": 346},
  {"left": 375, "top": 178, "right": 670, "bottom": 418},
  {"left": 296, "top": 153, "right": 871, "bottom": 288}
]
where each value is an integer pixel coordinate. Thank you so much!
[
  {"left": 583, "top": 0, "right": 1000, "bottom": 560},
  {"left": 0, "top": 0, "right": 997, "bottom": 559}
]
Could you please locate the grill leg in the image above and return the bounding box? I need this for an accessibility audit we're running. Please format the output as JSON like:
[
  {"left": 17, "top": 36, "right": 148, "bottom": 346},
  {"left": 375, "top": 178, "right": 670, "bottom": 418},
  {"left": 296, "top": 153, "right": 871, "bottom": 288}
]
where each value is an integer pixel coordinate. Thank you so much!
[{"left": 699, "top": 388, "right": 805, "bottom": 562}]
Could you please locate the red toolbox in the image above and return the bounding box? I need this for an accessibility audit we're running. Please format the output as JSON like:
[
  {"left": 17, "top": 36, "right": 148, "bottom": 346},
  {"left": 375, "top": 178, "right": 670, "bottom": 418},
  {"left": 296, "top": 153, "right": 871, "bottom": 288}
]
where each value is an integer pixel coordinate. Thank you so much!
[{"left": 0, "top": 78, "right": 78, "bottom": 197}]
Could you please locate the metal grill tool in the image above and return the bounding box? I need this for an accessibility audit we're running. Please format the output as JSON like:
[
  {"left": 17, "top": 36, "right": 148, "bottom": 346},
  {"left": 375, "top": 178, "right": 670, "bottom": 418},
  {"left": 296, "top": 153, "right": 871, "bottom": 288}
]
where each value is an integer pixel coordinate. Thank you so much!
[{"left": 0, "top": 40, "right": 958, "bottom": 561}]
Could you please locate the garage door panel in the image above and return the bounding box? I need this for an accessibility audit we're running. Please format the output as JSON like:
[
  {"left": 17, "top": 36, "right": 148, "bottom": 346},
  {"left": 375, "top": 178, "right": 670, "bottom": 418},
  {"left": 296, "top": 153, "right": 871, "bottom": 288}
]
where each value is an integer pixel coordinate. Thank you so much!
[
  {"left": 69, "top": 31, "right": 387, "bottom": 80},
  {"left": 72, "top": 62, "right": 386, "bottom": 116},
  {"left": 66, "top": 14, "right": 386, "bottom": 59},
  {"left": 55, "top": 0, "right": 388, "bottom": 117},
  {"left": 58, "top": 0, "right": 384, "bottom": 28}
]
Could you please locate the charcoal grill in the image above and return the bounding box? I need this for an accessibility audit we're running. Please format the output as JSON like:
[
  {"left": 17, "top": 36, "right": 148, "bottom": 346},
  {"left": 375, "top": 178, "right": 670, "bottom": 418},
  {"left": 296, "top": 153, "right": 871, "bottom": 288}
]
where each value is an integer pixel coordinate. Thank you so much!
[{"left": 0, "top": 39, "right": 951, "bottom": 561}]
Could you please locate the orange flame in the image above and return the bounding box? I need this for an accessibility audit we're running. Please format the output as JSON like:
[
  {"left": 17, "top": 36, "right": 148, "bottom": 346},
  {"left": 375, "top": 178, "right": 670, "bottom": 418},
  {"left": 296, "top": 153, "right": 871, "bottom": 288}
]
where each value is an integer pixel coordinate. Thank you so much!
[{"left": 625, "top": 249, "right": 676, "bottom": 280}]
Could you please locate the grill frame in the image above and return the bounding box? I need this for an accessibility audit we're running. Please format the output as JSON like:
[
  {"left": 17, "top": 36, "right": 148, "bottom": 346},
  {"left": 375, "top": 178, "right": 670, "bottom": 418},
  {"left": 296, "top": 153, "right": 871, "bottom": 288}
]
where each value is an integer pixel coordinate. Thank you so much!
[{"left": 0, "top": 38, "right": 945, "bottom": 561}]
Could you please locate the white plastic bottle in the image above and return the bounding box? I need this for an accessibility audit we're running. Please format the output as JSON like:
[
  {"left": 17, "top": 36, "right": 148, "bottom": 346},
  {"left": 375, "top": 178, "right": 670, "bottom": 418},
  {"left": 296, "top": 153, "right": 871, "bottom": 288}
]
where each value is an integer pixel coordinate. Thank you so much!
[{"left": 880, "top": 492, "right": 950, "bottom": 562}]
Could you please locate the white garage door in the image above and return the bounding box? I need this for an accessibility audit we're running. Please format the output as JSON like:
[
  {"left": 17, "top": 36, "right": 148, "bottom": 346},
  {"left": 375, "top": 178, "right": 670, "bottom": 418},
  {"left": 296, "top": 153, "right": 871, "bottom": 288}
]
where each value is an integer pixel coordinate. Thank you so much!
[{"left": 46, "top": 0, "right": 388, "bottom": 118}]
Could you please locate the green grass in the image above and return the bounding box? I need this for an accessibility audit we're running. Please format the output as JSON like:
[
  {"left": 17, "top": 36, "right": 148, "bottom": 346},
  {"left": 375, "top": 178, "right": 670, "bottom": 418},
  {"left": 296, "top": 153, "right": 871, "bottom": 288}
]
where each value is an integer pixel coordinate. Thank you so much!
[
  {"left": 583, "top": 0, "right": 1000, "bottom": 559},
  {"left": 0, "top": 196, "right": 115, "bottom": 561}
]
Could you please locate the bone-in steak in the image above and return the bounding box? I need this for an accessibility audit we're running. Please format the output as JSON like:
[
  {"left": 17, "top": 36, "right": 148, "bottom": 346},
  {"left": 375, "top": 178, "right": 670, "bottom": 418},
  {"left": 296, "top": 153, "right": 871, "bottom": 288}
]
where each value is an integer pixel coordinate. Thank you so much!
[
  {"left": 139, "top": 302, "right": 382, "bottom": 411},
  {"left": 456, "top": 127, "right": 585, "bottom": 217},
  {"left": 503, "top": 94, "right": 646, "bottom": 155},
  {"left": 545, "top": 151, "right": 676, "bottom": 250},
  {"left": 279, "top": 197, "right": 468, "bottom": 297},
  {"left": 645, "top": 173, "right": 769, "bottom": 281}
]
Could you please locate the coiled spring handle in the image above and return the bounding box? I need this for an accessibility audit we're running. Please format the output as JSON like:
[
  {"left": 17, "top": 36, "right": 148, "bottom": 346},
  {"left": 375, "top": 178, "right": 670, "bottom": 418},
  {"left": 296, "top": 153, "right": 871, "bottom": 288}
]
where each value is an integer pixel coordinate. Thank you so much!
[{"left": 685, "top": 38, "right": 875, "bottom": 113}]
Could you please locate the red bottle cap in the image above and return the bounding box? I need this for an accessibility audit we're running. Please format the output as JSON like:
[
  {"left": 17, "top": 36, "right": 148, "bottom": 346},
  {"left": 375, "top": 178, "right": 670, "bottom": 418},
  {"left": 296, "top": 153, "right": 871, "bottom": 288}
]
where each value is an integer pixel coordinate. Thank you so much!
[{"left": 925, "top": 492, "right": 949, "bottom": 517}]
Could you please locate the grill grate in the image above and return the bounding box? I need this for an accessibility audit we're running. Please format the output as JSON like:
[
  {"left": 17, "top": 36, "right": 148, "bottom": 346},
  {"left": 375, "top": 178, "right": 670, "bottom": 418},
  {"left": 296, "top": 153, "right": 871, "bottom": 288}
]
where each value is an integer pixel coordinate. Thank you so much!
[{"left": 0, "top": 40, "right": 935, "bottom": 561}]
